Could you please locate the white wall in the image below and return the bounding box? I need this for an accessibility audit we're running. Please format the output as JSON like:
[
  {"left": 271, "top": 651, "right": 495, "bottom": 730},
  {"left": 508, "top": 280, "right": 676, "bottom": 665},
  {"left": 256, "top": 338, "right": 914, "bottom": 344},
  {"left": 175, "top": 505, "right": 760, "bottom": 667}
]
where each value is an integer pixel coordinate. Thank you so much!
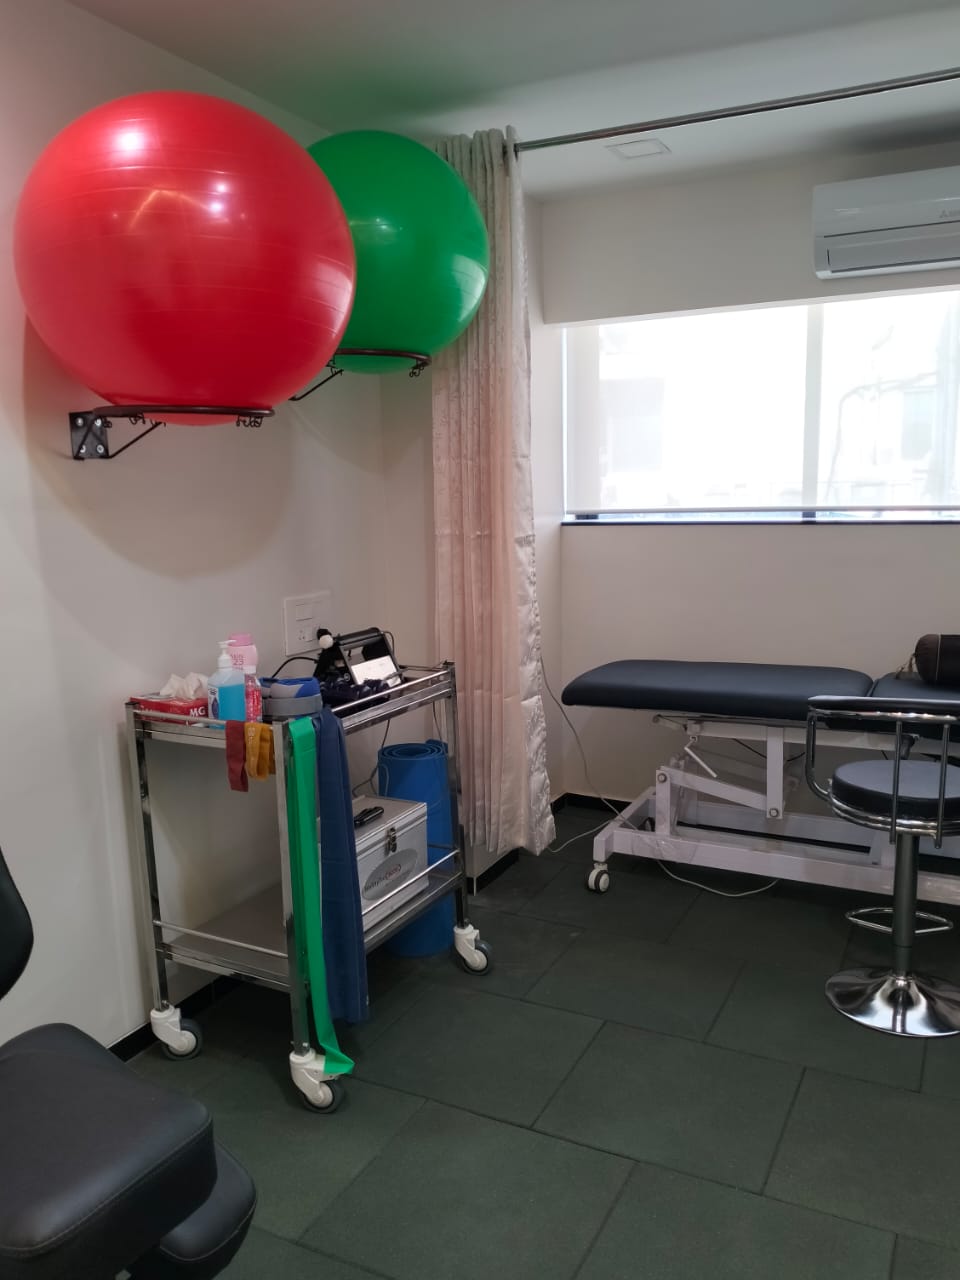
[
  {"left": 542, "top": 141, "right": 960, "bottom": 324},
  {"left": 379, "top": 374, "right": 435, "bottom": 667},
  {"left": 0, "top": 0, "right": 393, "bottom": 1046},
  {"left": 537, "top": 144, "right": 960, "bottom": 798}
]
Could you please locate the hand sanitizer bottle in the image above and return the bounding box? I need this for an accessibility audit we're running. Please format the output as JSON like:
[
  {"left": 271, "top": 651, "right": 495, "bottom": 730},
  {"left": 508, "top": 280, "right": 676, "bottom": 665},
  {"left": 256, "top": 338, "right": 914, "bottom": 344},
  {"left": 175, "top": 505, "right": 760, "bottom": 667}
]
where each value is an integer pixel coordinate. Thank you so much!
[{"left": 208, "top": 641, "right": 246, "bottom": 721}]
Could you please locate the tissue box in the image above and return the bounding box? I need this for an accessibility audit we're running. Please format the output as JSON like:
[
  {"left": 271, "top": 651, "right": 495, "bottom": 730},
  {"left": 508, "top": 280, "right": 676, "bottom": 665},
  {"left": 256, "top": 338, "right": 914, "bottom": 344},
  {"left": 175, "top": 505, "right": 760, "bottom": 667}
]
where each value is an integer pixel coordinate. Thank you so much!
[{"left": 130, "top": 693, "right": 209, "bottom": 722}]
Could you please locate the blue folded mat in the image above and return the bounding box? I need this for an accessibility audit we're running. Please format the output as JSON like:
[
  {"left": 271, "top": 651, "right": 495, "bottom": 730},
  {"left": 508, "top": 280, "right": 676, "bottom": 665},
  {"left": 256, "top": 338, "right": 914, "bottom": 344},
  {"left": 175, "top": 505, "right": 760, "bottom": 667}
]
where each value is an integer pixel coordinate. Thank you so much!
[{"left": 378, "top": 740, "right": 456, "bottom": 957}]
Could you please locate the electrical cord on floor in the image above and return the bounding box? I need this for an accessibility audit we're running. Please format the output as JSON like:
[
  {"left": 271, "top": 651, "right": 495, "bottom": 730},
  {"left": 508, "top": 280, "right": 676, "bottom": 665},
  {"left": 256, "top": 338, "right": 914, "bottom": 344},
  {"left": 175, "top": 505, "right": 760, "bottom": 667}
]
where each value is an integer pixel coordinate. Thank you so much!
[
  {"left": 540, "top": 655, "right": 780, "bottom": 897},
  {"left": 547, "top": 818, "right": 615, "bottom": 853},
  {"left": 657, "top": 861, "right": 779, "bottom": 898}
]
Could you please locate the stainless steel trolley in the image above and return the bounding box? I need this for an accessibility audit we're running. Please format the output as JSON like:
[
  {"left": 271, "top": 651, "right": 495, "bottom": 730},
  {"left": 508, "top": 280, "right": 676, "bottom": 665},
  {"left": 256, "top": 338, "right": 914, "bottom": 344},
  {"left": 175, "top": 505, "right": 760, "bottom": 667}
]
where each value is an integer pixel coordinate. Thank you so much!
[{"left": 126, "top": 662, "right": 490, "bottom": 1112}]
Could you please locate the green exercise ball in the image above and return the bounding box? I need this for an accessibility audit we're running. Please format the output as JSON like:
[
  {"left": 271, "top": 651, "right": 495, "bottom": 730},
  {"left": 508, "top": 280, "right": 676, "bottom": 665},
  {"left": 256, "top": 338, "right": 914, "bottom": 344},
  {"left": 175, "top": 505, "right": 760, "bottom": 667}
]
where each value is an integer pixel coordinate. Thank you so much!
[{"left": 307, "top": 131, "right": 489, "bottom": 373}]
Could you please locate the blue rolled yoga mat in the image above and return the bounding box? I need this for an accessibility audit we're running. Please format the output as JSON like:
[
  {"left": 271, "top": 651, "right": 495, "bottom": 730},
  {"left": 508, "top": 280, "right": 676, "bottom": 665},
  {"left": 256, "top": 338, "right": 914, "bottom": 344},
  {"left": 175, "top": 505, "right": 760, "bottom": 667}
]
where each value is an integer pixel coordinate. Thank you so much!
[{"left": 378, "top": 740, "right": 455, "bottom": 956}]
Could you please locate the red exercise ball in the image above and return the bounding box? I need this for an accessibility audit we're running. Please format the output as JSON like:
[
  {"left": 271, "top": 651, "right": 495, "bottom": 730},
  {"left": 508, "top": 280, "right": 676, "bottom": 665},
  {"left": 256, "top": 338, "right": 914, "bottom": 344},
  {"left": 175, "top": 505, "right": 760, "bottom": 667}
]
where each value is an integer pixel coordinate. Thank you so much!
[{"left": 14, "top": 91, "right": 355, "bottom": 423}]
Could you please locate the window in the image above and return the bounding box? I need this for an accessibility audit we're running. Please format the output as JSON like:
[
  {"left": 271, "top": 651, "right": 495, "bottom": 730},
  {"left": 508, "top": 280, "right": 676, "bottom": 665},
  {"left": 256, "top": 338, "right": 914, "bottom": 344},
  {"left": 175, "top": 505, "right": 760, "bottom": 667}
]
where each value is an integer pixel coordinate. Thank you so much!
[{"left": 563, "top": 288, "right": 960, "bottom": 521}]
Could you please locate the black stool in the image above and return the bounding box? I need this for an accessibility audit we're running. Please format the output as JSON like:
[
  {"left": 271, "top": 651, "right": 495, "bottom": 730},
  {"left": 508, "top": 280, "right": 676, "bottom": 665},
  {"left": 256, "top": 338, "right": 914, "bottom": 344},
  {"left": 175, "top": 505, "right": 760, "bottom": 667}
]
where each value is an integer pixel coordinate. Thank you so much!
[
  {"left": 0, "top": 848, "right": 256, "bottom": 1278},
  {"left": 806, "top": 694, "right": 960, "bottom": 1038}
]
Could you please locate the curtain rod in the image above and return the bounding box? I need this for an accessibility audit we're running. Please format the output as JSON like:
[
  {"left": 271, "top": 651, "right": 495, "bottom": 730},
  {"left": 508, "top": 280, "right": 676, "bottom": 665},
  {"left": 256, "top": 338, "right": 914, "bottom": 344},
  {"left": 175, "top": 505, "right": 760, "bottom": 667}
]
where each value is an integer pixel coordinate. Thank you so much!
[{"left": 514, "top": 65, "right": 960, "bottom": 153}]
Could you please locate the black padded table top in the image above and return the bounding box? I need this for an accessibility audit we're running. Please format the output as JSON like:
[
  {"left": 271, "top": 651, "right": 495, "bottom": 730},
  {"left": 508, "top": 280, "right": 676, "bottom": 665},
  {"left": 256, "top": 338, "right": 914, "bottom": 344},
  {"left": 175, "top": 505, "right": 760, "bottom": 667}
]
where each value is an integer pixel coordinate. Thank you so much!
[
  {"left": 870, "top": 671, "right": 960, "bottom": 740},
  {"left": 871, "top": 671, "right": 960, "bottom": 703},
  {"left": 562, "top": 660, "right": 874, "bottom": 722}
]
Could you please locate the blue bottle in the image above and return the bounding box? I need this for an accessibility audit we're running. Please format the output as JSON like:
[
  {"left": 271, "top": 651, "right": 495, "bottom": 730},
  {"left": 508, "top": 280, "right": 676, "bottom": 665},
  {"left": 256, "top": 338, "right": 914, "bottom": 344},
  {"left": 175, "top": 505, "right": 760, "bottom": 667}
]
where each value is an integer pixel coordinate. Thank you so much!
[{"left": 208, "top": 641, "right": 246, "bottom": 721}]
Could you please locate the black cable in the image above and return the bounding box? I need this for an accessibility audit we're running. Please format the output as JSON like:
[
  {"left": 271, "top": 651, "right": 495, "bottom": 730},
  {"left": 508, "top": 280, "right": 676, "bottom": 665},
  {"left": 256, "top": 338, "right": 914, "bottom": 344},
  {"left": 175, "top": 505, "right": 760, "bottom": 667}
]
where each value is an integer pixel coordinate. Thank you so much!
[
  {"left": 734, "top": 739, "right": 804, "bottom": 764},
  {"left": 353, "top": 721, "right": 391, "bottom": 796},
  {"left": 269, "top": 654, "right": 317, "bottom": 679}
]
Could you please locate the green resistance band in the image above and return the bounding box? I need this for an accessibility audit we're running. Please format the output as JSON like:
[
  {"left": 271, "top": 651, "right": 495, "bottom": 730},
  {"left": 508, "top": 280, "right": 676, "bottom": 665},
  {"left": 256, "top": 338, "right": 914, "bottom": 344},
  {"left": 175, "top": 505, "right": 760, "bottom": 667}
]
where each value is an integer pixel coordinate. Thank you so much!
[{"left": 285, "top": 717, "right": 353, "bottom": 1076}]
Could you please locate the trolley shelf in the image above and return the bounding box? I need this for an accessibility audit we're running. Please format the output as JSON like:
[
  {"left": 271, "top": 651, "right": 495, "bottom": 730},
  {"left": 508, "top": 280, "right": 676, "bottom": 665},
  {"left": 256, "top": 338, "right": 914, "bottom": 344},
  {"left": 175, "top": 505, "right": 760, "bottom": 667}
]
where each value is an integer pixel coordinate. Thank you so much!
[
  {"left": 162, "top": 885, "right": 289, "bottom": 989},
  {"left": 159, "top": 857, "right": 462, "bottom": 985},
  {"left": 134, "top": 665, "right": 456, "bottom": 746}
]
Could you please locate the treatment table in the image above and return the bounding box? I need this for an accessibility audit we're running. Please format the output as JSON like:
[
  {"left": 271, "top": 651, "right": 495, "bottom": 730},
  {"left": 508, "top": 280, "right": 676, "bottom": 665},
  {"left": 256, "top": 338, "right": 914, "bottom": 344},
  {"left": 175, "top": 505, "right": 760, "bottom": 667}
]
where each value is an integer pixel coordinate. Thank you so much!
[{"left": 562, "top": 660, "right": 960, "bottom": 905}]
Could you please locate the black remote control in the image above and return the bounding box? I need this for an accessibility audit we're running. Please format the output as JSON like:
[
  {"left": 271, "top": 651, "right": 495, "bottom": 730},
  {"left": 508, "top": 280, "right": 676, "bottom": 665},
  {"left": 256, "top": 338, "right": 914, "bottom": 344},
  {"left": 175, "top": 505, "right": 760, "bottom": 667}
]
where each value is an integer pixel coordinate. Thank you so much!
[{"left": 353, "top": 806, "right": 385, "bottom": 829}]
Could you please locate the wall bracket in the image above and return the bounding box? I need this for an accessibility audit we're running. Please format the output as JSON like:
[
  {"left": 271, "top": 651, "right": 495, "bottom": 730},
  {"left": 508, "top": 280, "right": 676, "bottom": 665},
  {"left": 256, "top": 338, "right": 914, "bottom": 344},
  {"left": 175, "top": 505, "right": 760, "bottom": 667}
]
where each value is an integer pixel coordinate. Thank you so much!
[
  {"left": 68, "top": 405, "right": 276, "bottom": 460},
  {"left": 289, "top": 349, "right": 431, "bottom": 403}
]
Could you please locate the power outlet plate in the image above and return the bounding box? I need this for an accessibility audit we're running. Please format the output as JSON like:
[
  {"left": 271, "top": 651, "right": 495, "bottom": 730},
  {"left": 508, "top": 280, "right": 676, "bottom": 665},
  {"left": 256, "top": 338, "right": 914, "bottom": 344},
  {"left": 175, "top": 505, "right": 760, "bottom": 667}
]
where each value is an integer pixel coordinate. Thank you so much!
[{"left": 282, "top": 591, "right": 331, "bottom": 657}]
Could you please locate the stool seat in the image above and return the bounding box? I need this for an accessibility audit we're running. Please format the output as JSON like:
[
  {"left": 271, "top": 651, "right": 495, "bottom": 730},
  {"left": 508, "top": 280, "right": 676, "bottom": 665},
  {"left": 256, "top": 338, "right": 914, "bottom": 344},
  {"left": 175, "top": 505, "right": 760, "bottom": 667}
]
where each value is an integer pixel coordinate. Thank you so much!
[
  {"left": 832, "top": 759, "right": 960, "bottom": 823},
  {"left": 0, "top": 1049, "right": 216, "bottom": 1280}
]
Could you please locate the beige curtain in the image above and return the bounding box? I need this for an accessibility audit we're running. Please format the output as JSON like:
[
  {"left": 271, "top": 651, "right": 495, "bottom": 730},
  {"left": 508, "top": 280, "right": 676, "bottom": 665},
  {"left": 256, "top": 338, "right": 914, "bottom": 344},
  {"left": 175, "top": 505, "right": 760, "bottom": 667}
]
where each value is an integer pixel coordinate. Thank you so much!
[{"left": 433, "top": 128, "right": 555, "bottom": 865}]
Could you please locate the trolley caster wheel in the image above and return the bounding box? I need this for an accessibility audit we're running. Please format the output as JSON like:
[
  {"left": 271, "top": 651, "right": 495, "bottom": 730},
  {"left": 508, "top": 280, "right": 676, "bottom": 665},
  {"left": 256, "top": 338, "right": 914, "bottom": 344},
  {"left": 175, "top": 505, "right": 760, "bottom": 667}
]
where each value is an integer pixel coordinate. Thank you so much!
[
  {"left": 160, "top": 1018, "right": 203, "bottom": 1060},
  {"left": 587, "top": 868, "right": 610, "bottom": 894},
  {"left": 456, "top": 939, "right": 493, "bottom": 975},
  {"left": 299, "top": 1080, "right": 345, "bottom": 1114}
]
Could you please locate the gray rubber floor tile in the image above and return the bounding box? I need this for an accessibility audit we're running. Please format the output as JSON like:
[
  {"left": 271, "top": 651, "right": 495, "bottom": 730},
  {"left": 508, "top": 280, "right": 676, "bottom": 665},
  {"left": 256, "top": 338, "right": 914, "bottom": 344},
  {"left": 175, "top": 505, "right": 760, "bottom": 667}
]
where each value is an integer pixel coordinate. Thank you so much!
[
  {"left": 222, "top": 1227, "right": 380, "bottom": 1278},
  {"left": 470, "top": 851, "right": 566, "bottom": 911},
  {"left": 527, "top": 930, "right": 741, "bottom": 1039},
  {"left": 130, "top": 1041, "right": 238, "bottom": 1098},
  {"left": 709, "top": 960, "right": 924, "bottom": 1089},
  {"left": 767, "top": 1070, "right": 960, "bottom": 1249},
  {"left": 338, "top": 972, "right": 431, "bottom": 1056},
  {"left": 578, "top": 1160, "right": 893, "bottom": 1280},
  {"left": 302, "top": 1102, "right": 631, "bottom": 1280},
  {"left": 203, "top": 984, "right": 295, "bottom": 1056},
  {"left": 669, "top": 890, "right": 851, "bottom": 972},
  {"left": 196, "top": 1062, "right": 423, "bottom": 1240},
  {"left": 352, "top": 984, "right": 600, "bottom": 1124},
  {"left": 364, "top": 945, "right": 424, "bottom": 1000},
  {"left": 537, "top": 1022, "right": 800, "bottom": 1191},
  {"left": 415, "top": 905, "right": 581, "bottom": 998},
  {"left": 892, "top": 1235, "right": 960, "bottom": 1279},
  {"left": 923, "top": 1036, "right": 960, "bottom": 1101},
  {"left": 845, "top": 926, "right": 960, "bottom": 985},
  {"left": 520, "top": 861, "right": 698, "bottom": 940}
]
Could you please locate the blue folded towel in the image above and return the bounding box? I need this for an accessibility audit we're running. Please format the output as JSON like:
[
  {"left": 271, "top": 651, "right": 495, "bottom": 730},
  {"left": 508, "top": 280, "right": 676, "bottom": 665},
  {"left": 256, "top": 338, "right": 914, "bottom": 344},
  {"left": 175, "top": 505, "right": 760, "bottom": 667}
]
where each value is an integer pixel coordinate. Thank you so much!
[{"left": 315, "top": 709, "right": 368, "bottom": 1024}]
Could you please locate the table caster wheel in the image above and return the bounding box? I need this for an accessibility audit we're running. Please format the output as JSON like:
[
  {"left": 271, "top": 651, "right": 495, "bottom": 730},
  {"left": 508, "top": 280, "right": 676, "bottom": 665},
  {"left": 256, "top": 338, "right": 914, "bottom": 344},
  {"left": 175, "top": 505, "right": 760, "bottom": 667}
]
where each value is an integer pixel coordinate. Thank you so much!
[
  {"left": 300, "top": 1079, "right": 345, "bottom": 1114},
  {"left": 160, "top": 1018, "right": 203, "bottom": 1060},
  {"left": 587, "top": 867, "right": 610, "bottom": 894},
  {"left": 456, "top": 939, "right": 492, "bottom": 975}
]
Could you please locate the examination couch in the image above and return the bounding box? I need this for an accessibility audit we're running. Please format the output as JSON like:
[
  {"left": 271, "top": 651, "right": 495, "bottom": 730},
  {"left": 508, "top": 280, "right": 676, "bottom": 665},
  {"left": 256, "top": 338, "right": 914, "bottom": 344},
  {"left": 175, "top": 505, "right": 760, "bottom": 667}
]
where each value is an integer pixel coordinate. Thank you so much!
[{"left": 561, "top": 659, "right": 960, "bottom": 904}]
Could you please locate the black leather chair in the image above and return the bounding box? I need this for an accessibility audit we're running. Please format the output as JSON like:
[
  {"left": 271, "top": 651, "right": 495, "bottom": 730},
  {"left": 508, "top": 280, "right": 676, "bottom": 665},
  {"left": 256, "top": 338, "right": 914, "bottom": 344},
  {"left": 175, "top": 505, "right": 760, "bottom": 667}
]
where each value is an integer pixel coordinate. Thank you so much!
[
  {"left": 0, "top": 849, "right": 256, "bottom": 1278},
  {"left": 806, "top": 695, "right": 960, "bottom": 1038}
]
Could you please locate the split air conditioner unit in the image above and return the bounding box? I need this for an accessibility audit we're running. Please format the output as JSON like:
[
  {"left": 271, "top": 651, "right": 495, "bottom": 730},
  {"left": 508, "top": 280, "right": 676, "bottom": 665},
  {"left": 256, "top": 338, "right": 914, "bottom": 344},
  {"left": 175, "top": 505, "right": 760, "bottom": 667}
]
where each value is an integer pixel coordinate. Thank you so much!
[{"left": 813, "top": 165, "right": 960, "bottom": 279}]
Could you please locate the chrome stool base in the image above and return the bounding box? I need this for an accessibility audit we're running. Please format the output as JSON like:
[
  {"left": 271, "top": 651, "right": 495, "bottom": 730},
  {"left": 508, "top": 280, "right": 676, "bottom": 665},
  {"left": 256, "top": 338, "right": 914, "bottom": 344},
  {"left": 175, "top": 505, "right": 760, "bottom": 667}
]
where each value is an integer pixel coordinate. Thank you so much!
[{"left": 826, "top": 967, "right": 960, "bottom": 1038}]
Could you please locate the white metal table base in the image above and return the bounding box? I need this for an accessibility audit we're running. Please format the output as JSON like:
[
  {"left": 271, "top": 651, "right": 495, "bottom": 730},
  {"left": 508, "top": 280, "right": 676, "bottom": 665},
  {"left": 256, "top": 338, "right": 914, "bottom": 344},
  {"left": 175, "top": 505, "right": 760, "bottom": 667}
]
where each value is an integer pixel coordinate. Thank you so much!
[{"left": 586, "top": 715, "right": 960, "bottom": 908}]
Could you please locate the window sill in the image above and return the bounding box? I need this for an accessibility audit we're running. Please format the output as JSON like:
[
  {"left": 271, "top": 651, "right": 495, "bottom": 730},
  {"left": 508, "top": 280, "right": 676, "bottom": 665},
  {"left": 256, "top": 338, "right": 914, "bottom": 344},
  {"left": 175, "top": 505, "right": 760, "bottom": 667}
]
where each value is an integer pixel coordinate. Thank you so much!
[{"left": 562, "top": 511, "right": 960, "bottom": 526}]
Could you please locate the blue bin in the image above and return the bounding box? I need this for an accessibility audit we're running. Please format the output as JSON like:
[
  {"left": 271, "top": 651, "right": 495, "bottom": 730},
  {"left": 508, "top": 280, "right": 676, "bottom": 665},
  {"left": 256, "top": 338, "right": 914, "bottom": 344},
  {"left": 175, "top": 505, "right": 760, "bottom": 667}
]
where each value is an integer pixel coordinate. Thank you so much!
[{"left": 378, "top": 740, "right": 456, "bottom": 956}]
